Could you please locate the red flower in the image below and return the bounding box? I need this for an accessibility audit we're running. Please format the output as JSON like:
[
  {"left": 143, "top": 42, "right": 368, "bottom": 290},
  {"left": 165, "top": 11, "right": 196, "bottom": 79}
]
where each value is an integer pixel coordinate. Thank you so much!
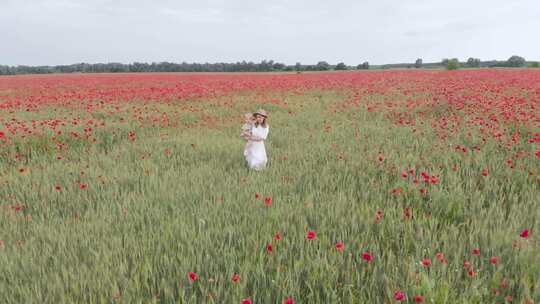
[
  {"left": 242, "top": 299, "right": 252, "bottom": 304},
  {"left": 264, "top": 196, "right": 272, "bottom": 206},
  {"left": 335, "top": 242, "right": 344, "bottom": 250},
  {"left": 413, "top": 295, "right": 424, "bottom": 303},
  {"left": 362, "top": 252, "right": 373, "bottom": 263},
  {"left": 394, "top": 291, "right": 406, "bottom": 301},
  {"left": 401, "top": 171, "right": 408, "bottom": 178},
  {"left": 79, "top": 183, "right": 88, "bottom": 189},
  {"left": 403, "top": 207, "right": 412, "bottom": 220},
  {"left": 375, "top": 209, "right": 384, "bottom": 223},
  {"left": 274, "top": 233, "right": 281, "bottom": 241},
  {"left": 482, "top": 169, "right": 489, "bottom": 177},
  {"left": 468, "top": 269, "right": 477, "bottom": 277},
  {"left": 435, "top": 252, "right": 444, "bottom": 261},
  {"left": 255, "top": 192, "right": 260, "bottom": 199},
  {"left": 231, "top": 274, "right": 241, "bottom": 282},
  {"left": 306, "top": 230, "right": 316, "bottom": 240},
  {"left": 266, "top": 244, "right": 273, "bottom": 253},
  {"left": 490, "top": 256, "right": 499, "bottom": 265},
  {"left": 520, "top": 229, "right": 529, "bottom": 238},
  {"left": 391, "top": 188, "right": 403, "bottom": 195},
  {"left": 463, "top": 260, "right": 471, "bottom": 269},
  {"left": 472, "top": 248, "right": 481, "bottom": 255},
  {"left": 188, "top": 272, "right": 197, "bottom": 282},
  {"left": 55, "top": 185, "right": 62, "bottom": 191},
  {"left": 536, "top": 150, "right": 540, "bottom": 159},
  {"left": 284, "top": 297, "right": 295, "bottom": 304},
  {"left": 422, "top": 258, "right": 431, "bottom": 267}
]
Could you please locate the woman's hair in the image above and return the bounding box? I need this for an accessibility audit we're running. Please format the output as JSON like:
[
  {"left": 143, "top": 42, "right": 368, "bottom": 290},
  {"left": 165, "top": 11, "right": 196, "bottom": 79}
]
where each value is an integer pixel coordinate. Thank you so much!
[{"left": 253, "top": 113, "right": 268, "bottom": 127}]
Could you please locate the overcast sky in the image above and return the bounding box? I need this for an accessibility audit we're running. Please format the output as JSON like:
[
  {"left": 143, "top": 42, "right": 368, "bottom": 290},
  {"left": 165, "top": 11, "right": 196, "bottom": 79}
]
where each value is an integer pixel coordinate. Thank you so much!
[{"left": 1, "top": 0, "right": 539, "bottom": 66}]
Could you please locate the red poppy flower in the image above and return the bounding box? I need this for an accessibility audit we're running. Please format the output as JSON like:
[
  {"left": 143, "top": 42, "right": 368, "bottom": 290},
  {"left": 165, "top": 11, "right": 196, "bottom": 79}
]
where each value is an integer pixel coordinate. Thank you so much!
[
  {"left": 266, "top": 244, "right": 273, "bottom": 253},
  {"left": 468, "top": 270, "right": 476, "bottom": 277},
  {"left": 490, "top": 256, "right": 499, "bottom": 265},
  {"left": 472, "top": 248, "right": 480, "bottom": 255},
  {"left": 264, "top": 196, "right": 272, "bottom": 206},
  {"left": 413, "top": 295, "right": 424, "bottom": 303},
  {"left": 463, "top": 260, "right": 471, "bottom": 269},
  {"left": 231, "top": 274, "right": 241, "bottom": 282},
  {"left": 520, "top": 229, "right": 529, "bottom": 238},
  {"left": 242, "top": 299, "right": 252, "bottom": 304},
  {"left": 79, "top": 183, "right": 88, "bottom": 189},
  {"left": 284, "top": 297, "right": 295, "bottom": 304},
  {"left": 482, "top": 169, "right": 489, "bottom": 177},
  {"left": 55, "top": 185, "right": 62, "bottom": 191},
  {"left": 306, "top": 230, "right": 316, "bottom": 240},
  {"left": 362, "top": 252, "right": 373, "bottom": 263},
  {"left": 335, "top": 242, "right": 344, "bottom": 250},
  {"left": 435, "top": 252, "right": 444, "bottom": 261},
  {"left": 188, "top": 272, "right": 197, "bottom": 282},
  {"left": 403, "top": 207, "right": 412, "bottom": 220},
  {"left": 391, "top": 188, "right": 403, "bottom": 195},
  {"left": 401, "top": 171, "right": 408, "bottom": 178},
  {"left": 255, "top": 192, "right": 260, "bottom": 199},
  {"left": 394, "top": 291, "right": 406, "bottom": 301},
  {"left": 422, "top": 258, "right": 431, "bottom": 267},
  {"left": 274, "top": 233, "right": 281, "bottom": 241}
]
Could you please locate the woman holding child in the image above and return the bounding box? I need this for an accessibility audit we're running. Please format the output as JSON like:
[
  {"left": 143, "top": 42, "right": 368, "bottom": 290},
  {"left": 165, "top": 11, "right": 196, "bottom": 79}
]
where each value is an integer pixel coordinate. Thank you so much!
[{"left": 240, "top": 109, "right": 269, "bottom": 171}]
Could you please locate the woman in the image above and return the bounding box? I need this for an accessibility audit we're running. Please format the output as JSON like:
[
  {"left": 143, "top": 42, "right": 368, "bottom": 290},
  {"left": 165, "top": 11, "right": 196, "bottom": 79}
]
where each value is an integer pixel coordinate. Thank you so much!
[{"left": 243, "top": 109, "right": 269, "bottom": 170}]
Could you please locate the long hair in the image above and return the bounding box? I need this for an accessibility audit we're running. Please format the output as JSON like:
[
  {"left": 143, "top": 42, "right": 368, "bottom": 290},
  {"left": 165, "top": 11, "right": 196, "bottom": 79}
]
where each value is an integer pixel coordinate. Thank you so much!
[{"left": 253, "top": 114, "right": 268, "bottom": 128}]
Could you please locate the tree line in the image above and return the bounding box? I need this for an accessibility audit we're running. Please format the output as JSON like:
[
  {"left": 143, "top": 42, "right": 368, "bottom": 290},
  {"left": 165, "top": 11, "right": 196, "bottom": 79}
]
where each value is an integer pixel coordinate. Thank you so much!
[{"left": 0, "top": 56, "right": 537, "bottom": 75}]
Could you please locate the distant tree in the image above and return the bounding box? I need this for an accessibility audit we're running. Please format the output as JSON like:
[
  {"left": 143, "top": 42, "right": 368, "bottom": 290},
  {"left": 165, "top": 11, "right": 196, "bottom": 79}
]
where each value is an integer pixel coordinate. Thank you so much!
[
  {"left": 466, "top": 57, "right": 481, "bottom": 68},
  {"left": 315, "top": 61, "right": 330, "bottom": 71},
  {"left": 415, "top": 58, "right": 423, "bottom": 68},
  {"left": 443, "top": 58, "right": 460, "bottom": 70},
  {"left": 507, "top": 55, "right": 526, "bottom": 67},
  {"left": 272, "top": 62, "right": 285, "bottom": 70},
  {"left": 529, "top": 62, "right": 540, "bottom": 68},
  {"left": 335, "top": 62, "right": 347, "bottom": 70},
  {"left": 357, "top": 62, "right": 369, "bottom": 70},
  {"left": 441, "top": 59, "right": 449, "bottom": 67},
  {"left": 295, "top": 62, "right": 302, "bottom": 71}
]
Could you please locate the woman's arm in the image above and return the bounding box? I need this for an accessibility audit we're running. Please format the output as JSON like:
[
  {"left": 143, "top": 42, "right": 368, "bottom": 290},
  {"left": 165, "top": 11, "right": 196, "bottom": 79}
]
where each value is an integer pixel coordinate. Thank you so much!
[{"left": 248, "top": 135, "right": 264, "bottom": 141}]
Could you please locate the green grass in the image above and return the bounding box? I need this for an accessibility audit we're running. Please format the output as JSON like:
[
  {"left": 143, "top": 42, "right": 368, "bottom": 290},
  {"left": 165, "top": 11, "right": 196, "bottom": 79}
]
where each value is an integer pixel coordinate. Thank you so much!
[{"left": 0, "top": 91, "right": 538, "bottom": 303}]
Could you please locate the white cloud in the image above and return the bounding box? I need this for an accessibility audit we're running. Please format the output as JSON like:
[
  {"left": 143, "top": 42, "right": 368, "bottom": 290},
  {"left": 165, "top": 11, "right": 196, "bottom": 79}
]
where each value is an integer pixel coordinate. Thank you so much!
[{"left": 1, "top": 0, "right": 539, "bottom": 65}]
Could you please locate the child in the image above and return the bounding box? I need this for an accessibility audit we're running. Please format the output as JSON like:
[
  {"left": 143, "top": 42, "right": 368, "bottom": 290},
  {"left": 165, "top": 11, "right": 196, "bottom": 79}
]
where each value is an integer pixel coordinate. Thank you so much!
[{"left": 240, "top": 112, "right": 255, "bottom": 140}]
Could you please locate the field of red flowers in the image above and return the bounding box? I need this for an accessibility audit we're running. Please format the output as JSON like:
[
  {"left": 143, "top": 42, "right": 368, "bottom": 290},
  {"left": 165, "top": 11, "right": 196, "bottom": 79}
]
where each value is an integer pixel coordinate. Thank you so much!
[{"left": 0, "top": 70, "right": 539, "bottom": 303}]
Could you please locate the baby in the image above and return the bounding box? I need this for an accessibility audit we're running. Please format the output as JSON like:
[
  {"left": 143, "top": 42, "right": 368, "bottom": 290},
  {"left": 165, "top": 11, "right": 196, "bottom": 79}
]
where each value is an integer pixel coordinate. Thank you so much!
[{"left": 240, "top": 112, "right": 255, "bottom": 140}]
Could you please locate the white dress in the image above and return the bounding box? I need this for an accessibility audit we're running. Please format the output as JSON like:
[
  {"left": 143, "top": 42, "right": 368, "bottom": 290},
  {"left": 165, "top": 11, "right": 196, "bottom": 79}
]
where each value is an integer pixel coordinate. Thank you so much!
[{"left": 244, "top": 125, "right": 269, "bottom": 170}]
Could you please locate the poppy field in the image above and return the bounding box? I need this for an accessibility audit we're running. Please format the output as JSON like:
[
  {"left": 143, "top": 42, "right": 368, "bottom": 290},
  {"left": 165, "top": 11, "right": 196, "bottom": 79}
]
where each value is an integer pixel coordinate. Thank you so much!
[{"left": 0, "top": 70, "right": 539, "bottom": 303}]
